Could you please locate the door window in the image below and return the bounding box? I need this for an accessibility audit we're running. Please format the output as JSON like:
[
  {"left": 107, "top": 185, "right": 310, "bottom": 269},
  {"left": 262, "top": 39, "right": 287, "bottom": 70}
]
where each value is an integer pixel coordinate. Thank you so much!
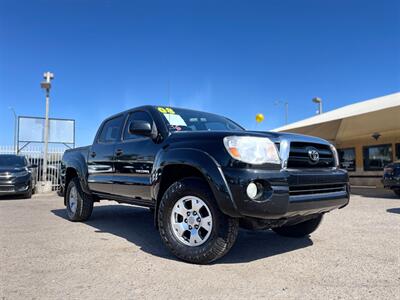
[
  {"left": 123, "top": 111, "right": 153, "bottom": 140},
  {"left": 98, "top": 115, "right": 124, "bottom": 143},
  {"left": 363, "top": 144, "right": 392, "bottom": 171},
  {"left": 396, "top": 143, "right": 400, "bottom": 161},
  {"left": 337, "top": 148, "right": 356, "bottom": 171}
]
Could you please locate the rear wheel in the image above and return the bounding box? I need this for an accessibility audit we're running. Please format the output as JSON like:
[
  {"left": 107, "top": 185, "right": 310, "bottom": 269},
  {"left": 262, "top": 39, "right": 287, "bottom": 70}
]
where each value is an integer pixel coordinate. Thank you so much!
[
  {"left": 65, "top": 177, "right": 93, "bottom": 221},
  {"left": 158, "top": 177, "right": 239, "bottom": 264},
  {"left": 272, "top": 215, "right": 323, "bottom": 238},
  {"left": 394, "top": 189, "right": 400, "bottom": 197}
]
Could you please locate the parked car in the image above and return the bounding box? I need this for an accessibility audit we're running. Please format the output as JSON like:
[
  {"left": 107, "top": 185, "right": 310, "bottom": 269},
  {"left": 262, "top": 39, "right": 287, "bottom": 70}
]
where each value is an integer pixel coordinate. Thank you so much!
[
  {"left": 60, "top": 106, "right": 350, "bottom": 264},
  {"left": 382, "top": 161, "right": 400, "bottom": 197},
  {"left": 0, "top": 154, "right": 37, "bottom": 198}
]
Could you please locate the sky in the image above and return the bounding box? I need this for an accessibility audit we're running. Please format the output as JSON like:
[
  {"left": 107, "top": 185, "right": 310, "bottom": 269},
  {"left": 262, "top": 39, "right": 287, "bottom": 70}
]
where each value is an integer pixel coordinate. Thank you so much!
[{"left": 1, "top": 0, "right": 399, "bottom": 147}]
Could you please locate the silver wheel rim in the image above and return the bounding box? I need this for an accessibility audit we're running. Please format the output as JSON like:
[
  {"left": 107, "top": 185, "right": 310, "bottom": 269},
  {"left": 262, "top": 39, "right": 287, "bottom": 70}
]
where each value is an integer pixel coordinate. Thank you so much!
[
  {"left": 69, "top": 186, "right": 78, "bottom": 214},
  {"left": 170, "top": 196, "right": 213, "bottom": 247}
]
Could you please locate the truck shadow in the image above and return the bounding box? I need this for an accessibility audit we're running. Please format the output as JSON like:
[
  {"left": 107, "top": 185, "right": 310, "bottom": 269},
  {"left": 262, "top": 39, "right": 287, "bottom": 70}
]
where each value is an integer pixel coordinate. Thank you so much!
[
  {"left": 51, "top": 204, "right": 313, "bottom": 264},
  {"left": 351, "top": 188, "right": 398, "bottom": 199},
  {"left": 0, "top": 195, "right": 27, "bottom": 201},
  {"left": 387, "top": 208, "right": 400, "bottom": 214}
]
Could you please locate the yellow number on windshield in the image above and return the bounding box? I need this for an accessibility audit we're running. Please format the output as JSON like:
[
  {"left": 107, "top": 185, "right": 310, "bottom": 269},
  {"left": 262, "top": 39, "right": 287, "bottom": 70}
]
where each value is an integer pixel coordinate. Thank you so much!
[{"left": 158, "top": 107, "right": 175, "bottom": 114}]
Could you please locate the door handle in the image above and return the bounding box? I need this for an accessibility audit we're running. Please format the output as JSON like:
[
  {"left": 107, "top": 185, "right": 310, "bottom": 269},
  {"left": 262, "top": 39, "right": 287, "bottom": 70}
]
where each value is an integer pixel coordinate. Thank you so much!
[
  {"left": 90, "top": 151, "right": 96, "bottom": 158},
  {"left": 115, "top": 149, "right": 123, "bottom": 156}
]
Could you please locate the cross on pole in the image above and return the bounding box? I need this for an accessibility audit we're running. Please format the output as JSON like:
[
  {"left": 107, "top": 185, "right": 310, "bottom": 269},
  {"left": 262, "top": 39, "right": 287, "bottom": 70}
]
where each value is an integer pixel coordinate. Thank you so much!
[{"left": 40, "top": 71, "right": 55, "bottom": 191}]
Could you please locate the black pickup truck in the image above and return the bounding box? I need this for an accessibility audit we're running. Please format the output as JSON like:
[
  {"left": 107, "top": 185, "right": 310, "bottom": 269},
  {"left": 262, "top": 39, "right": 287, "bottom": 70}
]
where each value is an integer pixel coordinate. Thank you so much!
[
  {"left": 383, "top": 161, "right": 400, "bottom": 197},
  {"left": 60, "top": 105, "right": 349, "bottom": 264}
]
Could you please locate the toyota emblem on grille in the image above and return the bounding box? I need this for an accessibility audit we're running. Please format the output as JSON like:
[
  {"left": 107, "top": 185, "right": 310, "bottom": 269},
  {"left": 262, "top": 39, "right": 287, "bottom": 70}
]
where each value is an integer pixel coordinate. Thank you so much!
[{"left": 307, "top": 147, "right": 320, "bottom": 164}]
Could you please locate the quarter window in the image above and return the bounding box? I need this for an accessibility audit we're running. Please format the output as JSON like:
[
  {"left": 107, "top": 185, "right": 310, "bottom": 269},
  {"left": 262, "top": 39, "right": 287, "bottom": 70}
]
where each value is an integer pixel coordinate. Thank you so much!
[
  {"left": 123, "top": 111, "right": 153, "bottom": 140},
  {"left": 338, "top": 148, "right": 356, "bottom": 171},
  {"left": 98, "top": 115, "right": 124, "bottom": 143},
  {"left": 363, "top": 144, "right": 392, "bottom": 171}
]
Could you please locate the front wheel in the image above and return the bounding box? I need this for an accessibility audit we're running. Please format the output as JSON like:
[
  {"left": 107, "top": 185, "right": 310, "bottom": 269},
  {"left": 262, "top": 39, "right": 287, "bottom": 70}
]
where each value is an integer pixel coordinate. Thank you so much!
[
  {"left": 65, "top": 177, "right": 93, "bottom": 222},
  {"left": 393, "top": 189, "right": 400, "bottom": 197},
  {"left": 22, "top": 185, "right": 32, "bottom": 199},
  {"left": 272, "top": 215, "right": 323, "bottom": 238},
  {"left": 158, "top": 178, "right": 239, "bottom": 264}
]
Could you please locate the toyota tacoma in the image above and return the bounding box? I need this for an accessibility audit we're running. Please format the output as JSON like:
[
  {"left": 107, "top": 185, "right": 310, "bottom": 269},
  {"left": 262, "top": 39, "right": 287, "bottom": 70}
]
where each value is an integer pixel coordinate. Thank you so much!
[{"left": 60, "top": 106, "right": 350, "bottom": 264}]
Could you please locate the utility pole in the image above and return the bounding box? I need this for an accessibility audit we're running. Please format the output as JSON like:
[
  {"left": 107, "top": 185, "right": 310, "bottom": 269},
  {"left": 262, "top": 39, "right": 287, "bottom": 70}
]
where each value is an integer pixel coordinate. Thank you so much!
[
  {"left": 275, "top": 100, "right": 289, "bottom": 125},
  {"left": 312, "top": 97, "right": 323, "bottom": 114},
  {"left": 40, "top": 72, "right": 54, "bottom": 192},
  {"left": 8, "top": 107, "right": 17, "bottom": 154},
  {"left": 284, "top": 101, "right": 288, "bottom": 124}
]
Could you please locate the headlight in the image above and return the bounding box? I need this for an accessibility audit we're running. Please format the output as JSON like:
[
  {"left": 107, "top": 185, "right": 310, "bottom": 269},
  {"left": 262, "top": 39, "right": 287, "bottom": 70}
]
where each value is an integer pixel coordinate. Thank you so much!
[
  {"left": 223, "top": 136, "right": 281, "bottom": 165},
  {"left": 329, "top": 144, "right": 339, "bottom": 167}
]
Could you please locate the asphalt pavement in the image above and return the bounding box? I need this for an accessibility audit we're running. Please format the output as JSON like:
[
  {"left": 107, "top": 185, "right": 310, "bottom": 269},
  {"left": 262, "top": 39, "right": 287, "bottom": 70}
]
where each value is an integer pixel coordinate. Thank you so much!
[{"left": 0, "top": 188, "right": 399, "bottom": 299}]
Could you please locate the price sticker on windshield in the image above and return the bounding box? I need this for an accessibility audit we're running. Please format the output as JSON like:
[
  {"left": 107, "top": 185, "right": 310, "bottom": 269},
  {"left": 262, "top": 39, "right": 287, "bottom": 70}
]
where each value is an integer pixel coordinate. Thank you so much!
[{"left": 158, "top": 107, "right": 175, "bottom": 114}]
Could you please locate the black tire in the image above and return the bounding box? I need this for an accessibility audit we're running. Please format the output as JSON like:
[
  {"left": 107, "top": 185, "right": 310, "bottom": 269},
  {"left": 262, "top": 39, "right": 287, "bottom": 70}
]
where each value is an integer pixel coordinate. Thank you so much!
[
  {"left": 65, "top": 177, "right": 93, "bottom": 222},
  {"left": 158, "top": 177, "right": 239, "bottom": 264},
  {"left": 272, "top": 215, "right": 323, "bottom": 238},
  {"left": 22, "top": 185, "right": 32, "bottom": 199},
  {"left": 394, "top": 189, "right": 400, "bottom": 197}
]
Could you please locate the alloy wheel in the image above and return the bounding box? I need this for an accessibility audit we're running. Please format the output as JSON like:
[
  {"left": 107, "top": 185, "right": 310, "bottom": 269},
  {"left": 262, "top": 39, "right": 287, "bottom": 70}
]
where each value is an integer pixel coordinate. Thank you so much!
[{"left": 170, "top": 196, "right": 213, "bottom": 246}]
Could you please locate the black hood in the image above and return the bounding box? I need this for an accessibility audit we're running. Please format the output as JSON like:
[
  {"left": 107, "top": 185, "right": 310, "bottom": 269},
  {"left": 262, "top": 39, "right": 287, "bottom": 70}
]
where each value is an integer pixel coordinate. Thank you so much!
[
  {"left": 167, "top": 130, "right": 330, "bottom": 145},
  {"left": 0, "top": 166, "right": 27, "bottom": 173}
]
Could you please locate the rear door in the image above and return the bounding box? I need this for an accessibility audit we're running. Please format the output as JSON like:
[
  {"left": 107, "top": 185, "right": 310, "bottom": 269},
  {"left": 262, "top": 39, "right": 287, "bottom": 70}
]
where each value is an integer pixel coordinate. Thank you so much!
[
  {"left": 112, "top": 110, "right": 160, "bottom": 201},
  {"left": 87, "top": 115, "right": 124, "bottom": 195}
]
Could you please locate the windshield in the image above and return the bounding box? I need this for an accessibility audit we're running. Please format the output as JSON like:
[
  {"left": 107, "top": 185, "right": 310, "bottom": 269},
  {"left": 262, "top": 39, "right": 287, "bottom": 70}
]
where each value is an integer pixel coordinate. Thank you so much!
[
  {"left": 156, "top": 106, "right": 244, "bottom": 132},
  {"left": 0, "top": 155, "right": 27, "bottom": 167}
]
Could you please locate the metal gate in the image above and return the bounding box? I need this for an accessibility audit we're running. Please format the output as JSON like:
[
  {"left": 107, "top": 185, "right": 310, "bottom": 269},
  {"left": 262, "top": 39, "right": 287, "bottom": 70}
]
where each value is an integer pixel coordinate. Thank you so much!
[{"left": 0, "top": 146, "right": 65, "bottom": 191}]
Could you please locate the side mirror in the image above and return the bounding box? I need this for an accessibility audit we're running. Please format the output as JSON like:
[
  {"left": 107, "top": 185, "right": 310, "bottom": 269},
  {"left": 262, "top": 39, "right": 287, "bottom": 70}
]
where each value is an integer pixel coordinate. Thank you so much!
[
  {"left": 128, "top": 120, "right": 152, "bottom": 136},
  {"left": 28, "top": 164, "right": 38, "bottom": 169}
]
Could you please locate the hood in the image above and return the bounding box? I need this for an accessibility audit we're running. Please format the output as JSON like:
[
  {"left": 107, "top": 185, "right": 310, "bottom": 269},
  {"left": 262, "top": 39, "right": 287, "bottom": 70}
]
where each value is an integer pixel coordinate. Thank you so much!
[
  {"left": 168, "top": 130, "right": 331, "bottom": 145},
  {"left": 0, "top": 166, "right": 27, "bottom": 173}
]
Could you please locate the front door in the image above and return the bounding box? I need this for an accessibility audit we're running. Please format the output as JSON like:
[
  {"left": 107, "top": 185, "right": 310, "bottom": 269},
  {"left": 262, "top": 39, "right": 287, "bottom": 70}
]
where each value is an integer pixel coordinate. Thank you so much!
[
  {"left": 87, "top": 115, "right": 124, "bottom": 195},
  {"left": 112, "top": 110, "right": 160, "bottom": 201}
]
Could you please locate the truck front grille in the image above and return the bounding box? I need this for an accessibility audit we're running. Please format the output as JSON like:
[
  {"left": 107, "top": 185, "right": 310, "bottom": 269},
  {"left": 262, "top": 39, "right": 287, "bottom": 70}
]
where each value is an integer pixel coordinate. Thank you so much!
[
  {"left": 287, "top": 142, "right": 334, "bottom": 169},
  {"left": 289, "top": 184, "right": 346, "bottom": 196}
]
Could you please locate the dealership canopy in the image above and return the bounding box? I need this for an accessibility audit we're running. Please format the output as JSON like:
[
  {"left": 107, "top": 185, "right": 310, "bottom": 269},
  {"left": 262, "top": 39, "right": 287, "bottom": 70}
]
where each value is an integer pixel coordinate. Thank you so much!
[{"left": 273, "top": 92, "right": 400, "bottom": 142}]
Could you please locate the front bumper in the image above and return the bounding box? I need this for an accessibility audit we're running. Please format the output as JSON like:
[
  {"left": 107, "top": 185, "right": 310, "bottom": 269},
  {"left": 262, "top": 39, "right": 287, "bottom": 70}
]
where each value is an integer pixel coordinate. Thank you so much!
[
  {"left": 0, "top": 174, "right": 31, "bottom": 195},
  {"left": 222, "top": 167, "right": 350, "bottom": 220},
  {"left": 382, "top": 177, "right": 400, "bottom": 189}
]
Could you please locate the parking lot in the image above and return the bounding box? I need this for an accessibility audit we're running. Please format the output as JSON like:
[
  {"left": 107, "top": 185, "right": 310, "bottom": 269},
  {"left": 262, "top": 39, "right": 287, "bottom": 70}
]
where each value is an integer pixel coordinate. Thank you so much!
[{"left": 0, "top": 189, "right": 399, "bottom": 299}]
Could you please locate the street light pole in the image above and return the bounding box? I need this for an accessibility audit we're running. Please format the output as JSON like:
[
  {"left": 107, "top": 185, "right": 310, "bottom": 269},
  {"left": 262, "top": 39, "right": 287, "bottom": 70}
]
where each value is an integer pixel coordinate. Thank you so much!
[
  {"left": 284, "top": 101, "right": 288, "bottom": 125},
  {"left": 274, "top": 100, "right": 289, "bottom": 125},
  {"left": 8, "top": 107, "right": 17, "bottom": 154},
  {"left": 40, "top": 72, "right": 54, "bottom": 190},
  {"left": 312, "top": 97, "right": 323, "bottom": 114}
]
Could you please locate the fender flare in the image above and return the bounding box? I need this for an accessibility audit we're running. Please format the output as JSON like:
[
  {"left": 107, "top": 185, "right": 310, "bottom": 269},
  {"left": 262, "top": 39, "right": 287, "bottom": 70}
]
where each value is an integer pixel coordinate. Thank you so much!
[
  {"left": 151, "top": 148, "right": 240, "bottom": 218},
  {"left": 61, "top": 152, "right": 91, "bottom": 196}
]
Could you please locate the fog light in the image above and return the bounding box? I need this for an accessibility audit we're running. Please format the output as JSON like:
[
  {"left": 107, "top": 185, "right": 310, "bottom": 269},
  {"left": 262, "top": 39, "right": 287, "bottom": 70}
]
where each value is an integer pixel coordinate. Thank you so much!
[
  {"left": 246, "top": 182, "right": 259, "bottom": 199},
  {"left": 16, "top": 185, "right": 28, "bottom": 192}
]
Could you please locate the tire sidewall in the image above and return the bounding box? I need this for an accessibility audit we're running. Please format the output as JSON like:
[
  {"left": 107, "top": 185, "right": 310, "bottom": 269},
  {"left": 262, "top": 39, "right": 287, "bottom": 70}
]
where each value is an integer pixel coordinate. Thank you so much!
[
  {"left": 158, "top": 178, "right": 235, "bottom": 263},
  {"left": 161, "top": 180, "right": 219, "bottom": 252},
  {"left": 273, "top": 214, "right": 323, "bottom": 238},
  {"left": 65, "top": 178, "right": 82, "bottom": 221},
  {"left": 22, "top": 184, "right": 32, "bottom": 199}
]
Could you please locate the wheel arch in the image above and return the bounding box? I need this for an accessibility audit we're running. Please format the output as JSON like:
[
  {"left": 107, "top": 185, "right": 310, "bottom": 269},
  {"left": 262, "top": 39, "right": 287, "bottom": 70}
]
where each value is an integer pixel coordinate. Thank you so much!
[
  {"left": 61, "top": 153, "right": 91, "bottom": 205},
  {"left": 152, "top": 148, "right": 239, "bottom": 227}
]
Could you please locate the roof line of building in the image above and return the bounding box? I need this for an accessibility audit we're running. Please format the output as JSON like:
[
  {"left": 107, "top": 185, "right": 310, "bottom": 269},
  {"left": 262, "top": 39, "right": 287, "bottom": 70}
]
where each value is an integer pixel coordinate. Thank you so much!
[{"left": 273, "top": 92, "right": 400, "bottom": 132}]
